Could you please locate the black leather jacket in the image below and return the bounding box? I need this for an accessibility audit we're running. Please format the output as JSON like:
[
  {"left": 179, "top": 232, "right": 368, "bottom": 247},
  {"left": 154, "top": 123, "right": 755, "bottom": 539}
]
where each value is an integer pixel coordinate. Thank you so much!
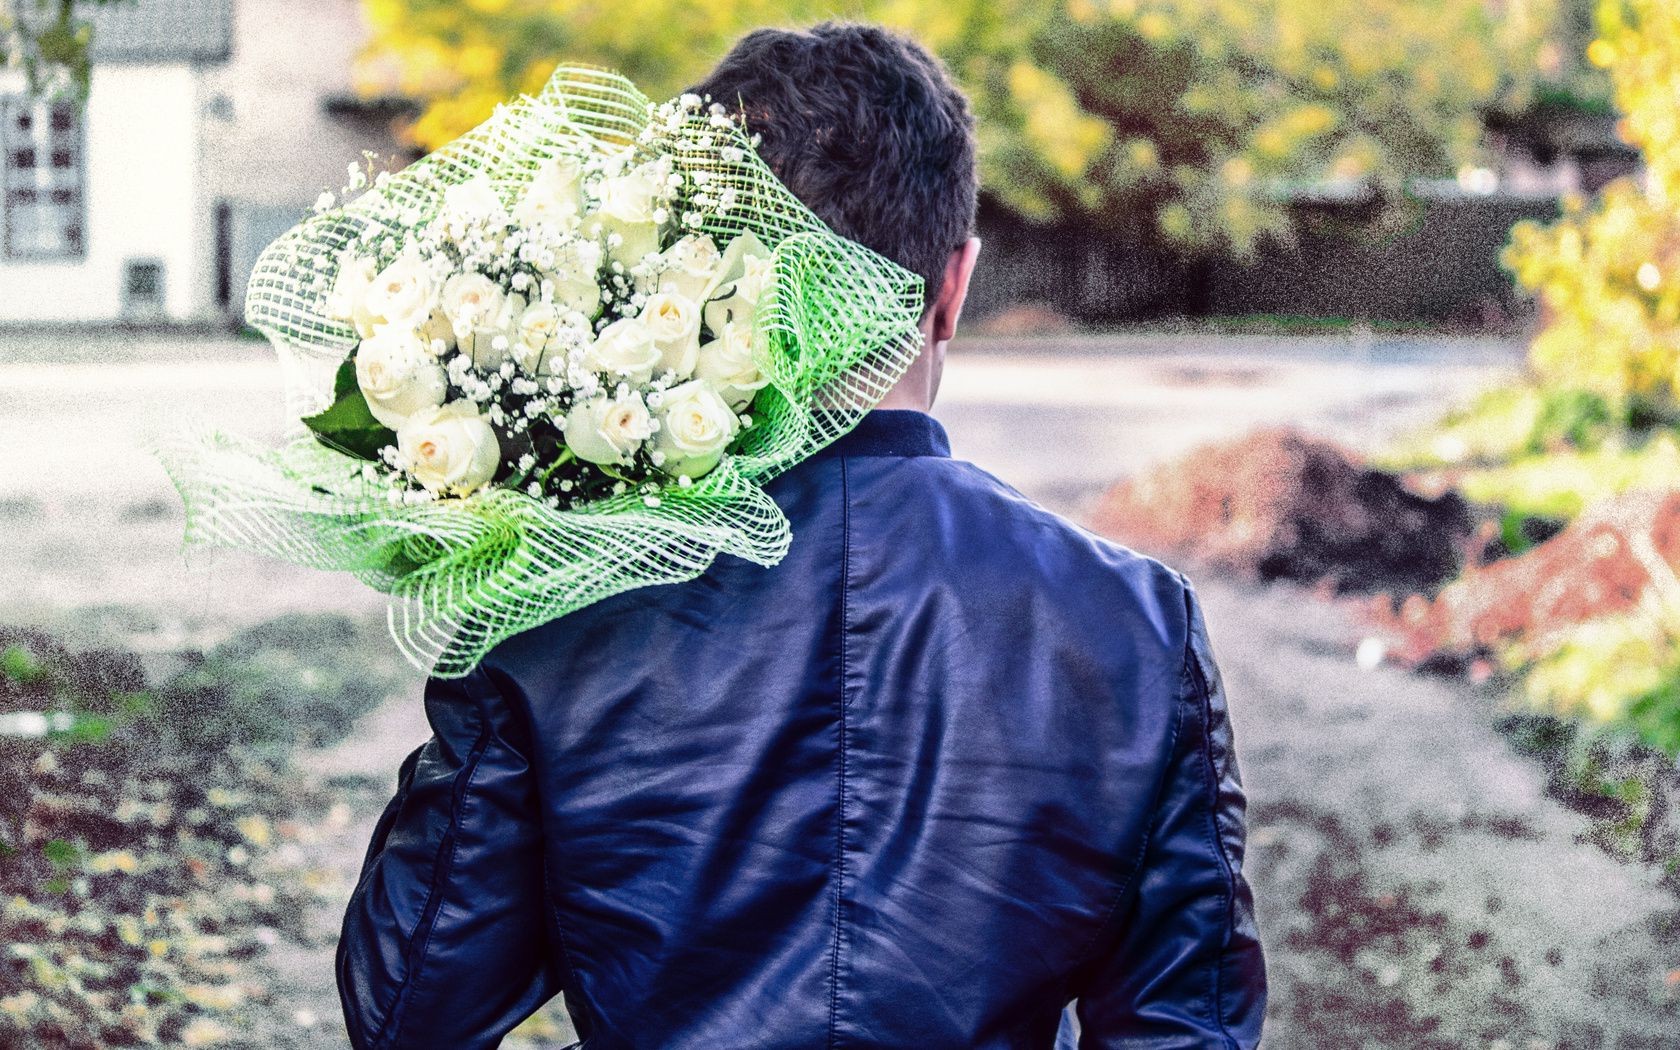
[{"left": 338, "top": 409, "right": 1265, "bottom": 1049}]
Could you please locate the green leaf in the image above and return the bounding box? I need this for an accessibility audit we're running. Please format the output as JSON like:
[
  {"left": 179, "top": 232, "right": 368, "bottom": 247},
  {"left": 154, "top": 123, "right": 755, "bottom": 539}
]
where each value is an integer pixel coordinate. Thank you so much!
[
  {"left": 331, "top": 353, "right": 359, "bottom": 401},
  {"left": 302, "top": 357, "right": 397, "bottom": 462}
]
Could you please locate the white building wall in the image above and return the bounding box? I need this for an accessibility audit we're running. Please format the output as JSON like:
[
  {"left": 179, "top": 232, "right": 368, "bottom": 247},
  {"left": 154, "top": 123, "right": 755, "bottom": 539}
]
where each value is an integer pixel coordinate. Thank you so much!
[
  {"left": 0, "top": 63, "right": 209, "bottom": 323},
  {"left": 203, "top": 0, "right": 400, "bottom": 209},
  {"left": 202, "top": 0, "right": 409, "bottom": 316}
]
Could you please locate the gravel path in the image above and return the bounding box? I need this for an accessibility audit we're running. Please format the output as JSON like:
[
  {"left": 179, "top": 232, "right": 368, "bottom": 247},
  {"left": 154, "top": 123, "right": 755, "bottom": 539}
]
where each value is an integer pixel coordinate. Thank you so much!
[{"left": 1198, "top": 574, "right": 1680, "bottom": 1047}]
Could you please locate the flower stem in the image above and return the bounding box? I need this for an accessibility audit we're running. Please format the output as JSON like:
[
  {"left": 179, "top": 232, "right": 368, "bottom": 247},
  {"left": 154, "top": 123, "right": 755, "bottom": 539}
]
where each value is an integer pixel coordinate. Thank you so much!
[{"left": 537, "top": 448, "right": 577, "bottom": 488}]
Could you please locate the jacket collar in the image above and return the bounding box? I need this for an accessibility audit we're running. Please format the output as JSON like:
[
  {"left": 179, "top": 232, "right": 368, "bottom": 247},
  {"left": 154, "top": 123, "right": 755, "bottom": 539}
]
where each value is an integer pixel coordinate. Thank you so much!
[{"left": 814, "top": 409, "right": 952, "bottom": 460}]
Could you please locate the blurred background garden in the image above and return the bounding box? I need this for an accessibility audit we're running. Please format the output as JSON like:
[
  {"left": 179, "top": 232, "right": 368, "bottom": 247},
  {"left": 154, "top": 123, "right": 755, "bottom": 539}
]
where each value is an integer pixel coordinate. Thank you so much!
[{"left": 6, "top": 0, "right": 1680, "bottom": 1046}]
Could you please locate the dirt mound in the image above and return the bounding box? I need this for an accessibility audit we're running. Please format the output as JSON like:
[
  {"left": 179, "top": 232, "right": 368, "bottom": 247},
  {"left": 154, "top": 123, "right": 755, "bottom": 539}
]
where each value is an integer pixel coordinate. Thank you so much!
[
  {"left": 1376, "top": 489, "right": 1680, "bottom": 669},
  {"left": 1091, "top": 426, "right": 1476, "bottom": 594}
]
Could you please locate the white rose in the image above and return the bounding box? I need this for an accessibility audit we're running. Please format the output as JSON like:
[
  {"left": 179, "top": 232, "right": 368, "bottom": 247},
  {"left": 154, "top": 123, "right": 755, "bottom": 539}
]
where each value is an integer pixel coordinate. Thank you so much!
[
  {"left": 539, "top": 239, "right": 603, "bottom": 319},
  {"left": 326, "top": 253, "right": 379, "bottom": 338},
  {"left": 580, "top": 317, "right": 661, "bottom": 383},
  {"left": 654, "top": 379, "right": 740, "bottom": 479},
  {"left": 354, "top": 329, "right": 448, "bottom": 429},
  {"left": 595, "top": 161, "right": 662, "bottom": 224},
  {"left": 656, "top": 234, "right": 724, "bottom": 302},
  {"left": 513, "top": 156, "right": 583, "bottom": 230},
  {"left": 544, "top": 272, "right": 602, "bottom": 319},
  {"left": 734, "top": 251, "right": 775, "bottom": 303},
  {"left": 398, "top": 401, "right": 502, "bottom": 496},
  {"left": 440, "top": 272, "right": 519, "bottom": 368},
  {"left": 440, "top": 271, "right": 505, "bottom": 329},
  {"left": 591, "top": 217, "right": 660, "bottom": 268},
  {"left": 439, "top": 175, "right": 507, "bottom": 239},
  {"left": 563, "top": 392, "right": 653, "bottom": 465},
  {"left": 462, "top": 291, "right": 525, "bottom": 372},
  {"left": 586, "top": 159, "right": 666, "bottom": 266},
  {"left": 418, "top": 308, "right": 455, "bottom": 356},
  {"left": 363, "top": 254, "right": 438, "bottom": 332},
  {"left": 703, "top": 292, "right": 754, "bottom": 339},
  {"left": 694, "top": 321, "right": 770, "bottom": 410},
  {"left": 639, "top": 291, "right": 701, "bottom": 378},
  {"left": 513, "top": 301, "right": 564, "bottom": 371},
  {"left": 701, "top": 232, "right": 774, "bottom": 333}
]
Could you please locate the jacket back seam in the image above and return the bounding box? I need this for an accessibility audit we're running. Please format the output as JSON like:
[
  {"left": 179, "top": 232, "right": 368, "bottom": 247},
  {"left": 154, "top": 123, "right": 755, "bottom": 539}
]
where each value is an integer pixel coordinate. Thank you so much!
[
  {"left": 1066, "top": 670, "right": 1187, "bottom": 979},
  {"left": 827, "top": 455, "right": 853, "bottom": 1050}
]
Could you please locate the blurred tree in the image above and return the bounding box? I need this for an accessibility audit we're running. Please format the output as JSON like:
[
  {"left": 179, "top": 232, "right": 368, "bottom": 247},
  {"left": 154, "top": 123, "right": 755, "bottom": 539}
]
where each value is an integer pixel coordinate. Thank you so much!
[
  {"left": 358, "top": 0, "right": 1591, "bottom": 255},
  {"left": 1505, "top": 0, "right": 1680, "bottom": 424},
  {"left": 1, "top": 0, "right": 133, "bottom": 101}
]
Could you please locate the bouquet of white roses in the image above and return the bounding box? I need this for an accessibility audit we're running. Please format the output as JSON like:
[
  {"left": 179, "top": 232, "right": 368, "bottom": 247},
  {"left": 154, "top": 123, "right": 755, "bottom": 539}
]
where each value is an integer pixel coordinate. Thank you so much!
[
  {"left": 162, "top": 67, "right": 924, "bottom": 676},
  {"left": 321, "top": 137, "right": 779, "bottom": 508}
]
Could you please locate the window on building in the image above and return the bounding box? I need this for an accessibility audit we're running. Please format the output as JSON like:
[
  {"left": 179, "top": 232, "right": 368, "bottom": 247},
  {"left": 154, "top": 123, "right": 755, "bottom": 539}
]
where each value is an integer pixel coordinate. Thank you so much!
[
  {"left": 123, "top": 258, "right": 166, "bottom": 317},
  {"left": 2, "top": 98, "right": 85, "bottom": 260}
]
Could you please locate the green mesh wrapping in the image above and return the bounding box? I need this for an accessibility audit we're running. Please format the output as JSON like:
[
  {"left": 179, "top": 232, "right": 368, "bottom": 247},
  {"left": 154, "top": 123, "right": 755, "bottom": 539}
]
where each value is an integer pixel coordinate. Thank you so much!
[{"left": 159, "top": 66, "right": 925, "bottom": 677}]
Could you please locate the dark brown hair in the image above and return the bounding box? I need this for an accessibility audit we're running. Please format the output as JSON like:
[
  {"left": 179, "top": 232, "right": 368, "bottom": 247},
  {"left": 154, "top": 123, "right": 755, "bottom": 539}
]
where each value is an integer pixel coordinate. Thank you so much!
[{"left": 690, "top": 22, "right": 979, "bottom": 301}]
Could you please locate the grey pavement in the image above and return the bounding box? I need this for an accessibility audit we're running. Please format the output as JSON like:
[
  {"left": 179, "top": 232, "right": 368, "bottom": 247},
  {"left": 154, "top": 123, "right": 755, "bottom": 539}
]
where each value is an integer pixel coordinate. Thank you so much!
[{"left": 9, "top": 329, "right": 1679, "bottom": 1046}]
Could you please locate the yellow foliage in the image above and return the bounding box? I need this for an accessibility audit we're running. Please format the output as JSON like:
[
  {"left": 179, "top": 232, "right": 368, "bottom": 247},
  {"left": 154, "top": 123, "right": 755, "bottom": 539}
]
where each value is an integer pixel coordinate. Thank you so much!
[
  {"left": 357, "top": 0, "right": 1587, "bottom": 253},
  {"left": 1006, "top": 60, "right": 1112, "bottom": 180},
  {"left": 1505, "top": 0, "right": 1680, "bottom": 421},
  {"left": 1513, "top": 607, "right": 1672, "bottom": 723}
]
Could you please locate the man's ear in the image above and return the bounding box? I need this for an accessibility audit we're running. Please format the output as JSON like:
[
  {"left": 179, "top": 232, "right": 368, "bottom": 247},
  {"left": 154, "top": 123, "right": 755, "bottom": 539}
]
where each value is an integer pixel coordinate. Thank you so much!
[{"left": 929, "top": 237, "right": 982, "bottom": 344}]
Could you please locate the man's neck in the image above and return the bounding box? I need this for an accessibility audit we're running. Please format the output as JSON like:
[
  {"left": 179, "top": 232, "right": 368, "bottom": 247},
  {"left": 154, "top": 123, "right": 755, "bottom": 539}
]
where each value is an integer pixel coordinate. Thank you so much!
[{"left": 873, "top": 330, "right": 940, "bottom": 412}]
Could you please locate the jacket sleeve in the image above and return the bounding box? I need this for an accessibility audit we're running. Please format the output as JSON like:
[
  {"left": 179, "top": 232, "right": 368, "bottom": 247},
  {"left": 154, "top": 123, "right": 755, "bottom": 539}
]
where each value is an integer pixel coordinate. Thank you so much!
[
  {"left": 1072, "top": 574, "right": 1267, "bottom": 1048},
  {"left": 337, "top": 665, "right": 564, "bottom": 1050}
]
